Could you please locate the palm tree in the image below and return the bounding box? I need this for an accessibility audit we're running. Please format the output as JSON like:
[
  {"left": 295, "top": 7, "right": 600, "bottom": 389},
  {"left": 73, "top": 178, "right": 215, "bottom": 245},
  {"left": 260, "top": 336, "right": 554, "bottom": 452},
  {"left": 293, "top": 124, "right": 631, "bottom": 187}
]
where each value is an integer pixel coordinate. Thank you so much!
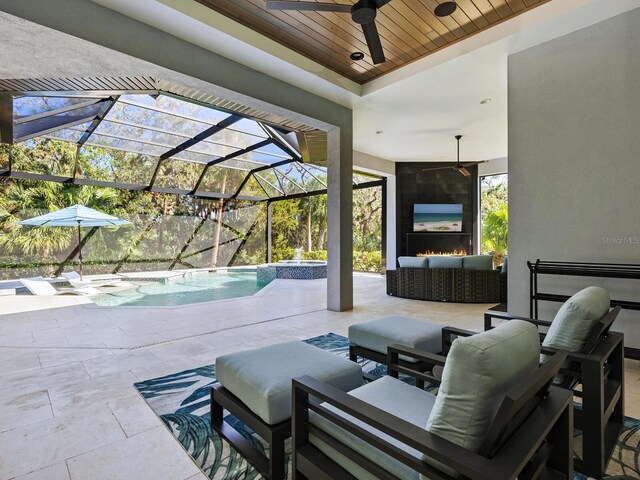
[
  {"left": 0, "top": 179, "right": 121, "bottom": 257},
  {"left": 481, "top": 204, "right": 508, "bottom": 265}
]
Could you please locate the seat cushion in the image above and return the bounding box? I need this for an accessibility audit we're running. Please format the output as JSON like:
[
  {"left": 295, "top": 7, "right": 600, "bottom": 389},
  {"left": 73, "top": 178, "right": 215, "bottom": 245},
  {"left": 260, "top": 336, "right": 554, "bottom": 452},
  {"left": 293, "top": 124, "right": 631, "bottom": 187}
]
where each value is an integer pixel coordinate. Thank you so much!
[
  {"left": 424, "top": 320, "right": 540, "bottom": 476},
  {"left": 428, "top": 256, "right": 462, "bottom": 269},
  {"left": 349, "top": 316, "right": 444, "bottom": 362},
  {"left": 310, "top": 376, "right": 436, "bottom": 480},
  {"left": 462, "top": 255, "right": 494, "bottom": 271},
  {"left": 542, "top": 286, "right": 610, "bottom": 357},
  {"left": 398, "top": 256, "right": 429, "bottom": 268},
  {"left": 216, "top": 341, "right": 362, "bottom": 425}
]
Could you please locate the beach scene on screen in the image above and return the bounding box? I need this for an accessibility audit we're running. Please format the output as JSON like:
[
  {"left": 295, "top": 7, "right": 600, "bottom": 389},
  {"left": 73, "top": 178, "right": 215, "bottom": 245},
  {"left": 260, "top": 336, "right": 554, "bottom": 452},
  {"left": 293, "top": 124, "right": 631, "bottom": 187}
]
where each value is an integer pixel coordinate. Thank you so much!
[{"left": 413, "top": 204, "right": 463, "bottom": 232}]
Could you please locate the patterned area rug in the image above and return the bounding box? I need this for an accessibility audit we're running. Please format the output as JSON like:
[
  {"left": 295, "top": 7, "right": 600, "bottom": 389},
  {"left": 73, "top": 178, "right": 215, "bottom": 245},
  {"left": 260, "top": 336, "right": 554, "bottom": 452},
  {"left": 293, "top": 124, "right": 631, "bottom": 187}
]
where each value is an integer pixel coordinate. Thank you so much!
[{"left": 134, "top": 333, "right": 640, "bottom": 480}]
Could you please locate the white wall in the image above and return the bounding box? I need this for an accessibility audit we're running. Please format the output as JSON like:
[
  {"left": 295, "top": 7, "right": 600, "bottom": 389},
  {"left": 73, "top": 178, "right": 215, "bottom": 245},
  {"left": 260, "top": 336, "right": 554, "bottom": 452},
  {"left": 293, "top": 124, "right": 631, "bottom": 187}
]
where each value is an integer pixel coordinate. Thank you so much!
[
  {"left": 508, "top": 8, "right": 640, "bottom": 349},
  {"left": 353, "top": 151, "right": 396, "bottom": 270},
  {"left": 478, "top": 157, "right": 508, "bottom": 177},
  {"left": 353, "top": 151, "right": 395, "bottom": 176}
]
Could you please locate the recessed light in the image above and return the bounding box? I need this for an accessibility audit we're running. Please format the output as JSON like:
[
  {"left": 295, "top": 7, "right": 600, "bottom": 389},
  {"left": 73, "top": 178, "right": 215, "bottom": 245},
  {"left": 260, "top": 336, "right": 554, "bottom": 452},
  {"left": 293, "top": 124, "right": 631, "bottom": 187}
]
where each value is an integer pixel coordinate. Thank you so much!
[
  {"left": 375, "top": 130, "right": 383, "bottom": 134},
  {"left": 480, "top": 98, "right": 492, "bottom": 105},
  {"left": 350, "top": 52, "right": 365, "bottom": 61},
  {"left": 434, "top": 1, "right": 457, "bottom": 17}
]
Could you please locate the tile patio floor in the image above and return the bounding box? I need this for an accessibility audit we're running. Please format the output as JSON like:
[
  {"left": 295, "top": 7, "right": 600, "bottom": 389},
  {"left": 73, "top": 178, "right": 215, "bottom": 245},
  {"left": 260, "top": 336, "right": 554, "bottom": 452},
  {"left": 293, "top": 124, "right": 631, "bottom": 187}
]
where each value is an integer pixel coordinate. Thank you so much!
[{"left": 0, "top": 274, "right": 638, "bottom": 479}]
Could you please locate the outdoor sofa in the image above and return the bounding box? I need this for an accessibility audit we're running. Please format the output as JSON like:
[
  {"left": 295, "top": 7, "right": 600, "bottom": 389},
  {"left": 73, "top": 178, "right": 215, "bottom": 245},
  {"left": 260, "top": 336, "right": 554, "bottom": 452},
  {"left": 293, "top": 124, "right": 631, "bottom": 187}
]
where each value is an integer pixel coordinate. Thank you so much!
[{"left": 386, "top": 254, "right": 507, "bottom": 303}]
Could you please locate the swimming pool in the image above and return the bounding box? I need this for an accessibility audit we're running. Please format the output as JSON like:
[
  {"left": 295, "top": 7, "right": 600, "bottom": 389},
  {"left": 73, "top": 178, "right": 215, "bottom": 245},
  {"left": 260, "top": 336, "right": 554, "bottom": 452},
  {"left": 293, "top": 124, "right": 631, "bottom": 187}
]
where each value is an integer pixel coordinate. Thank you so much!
[{"left": 93, "top": 271, "right": 271, "bottom": 307}]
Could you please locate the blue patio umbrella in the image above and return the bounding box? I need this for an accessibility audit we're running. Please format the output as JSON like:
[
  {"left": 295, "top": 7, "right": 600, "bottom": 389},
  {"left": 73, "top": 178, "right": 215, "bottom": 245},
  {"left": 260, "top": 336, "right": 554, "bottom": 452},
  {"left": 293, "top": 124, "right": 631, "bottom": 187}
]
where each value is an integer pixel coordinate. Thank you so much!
[{"left": 18, "top": 204, "right": 131, "bottom": 280}]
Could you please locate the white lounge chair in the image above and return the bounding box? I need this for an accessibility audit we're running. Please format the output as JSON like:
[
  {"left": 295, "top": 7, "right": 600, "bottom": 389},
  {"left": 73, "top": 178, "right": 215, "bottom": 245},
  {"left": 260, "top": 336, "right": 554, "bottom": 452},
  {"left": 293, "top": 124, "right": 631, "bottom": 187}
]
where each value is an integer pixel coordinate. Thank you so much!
[
  {"left": 20, "top": 277, "right": 101, "bottom": 296},
  {"left": 61, "top": 271, "right": 132, "bottom": 288}
]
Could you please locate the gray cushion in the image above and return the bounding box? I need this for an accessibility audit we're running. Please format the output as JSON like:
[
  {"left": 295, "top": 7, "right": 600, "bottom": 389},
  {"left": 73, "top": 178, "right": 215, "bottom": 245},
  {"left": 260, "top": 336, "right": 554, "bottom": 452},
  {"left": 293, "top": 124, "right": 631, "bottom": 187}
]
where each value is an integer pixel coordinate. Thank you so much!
[
  {"left": 462, "top": 255, "right": 494, "bottom": 271},
  {"left": 501, "top": 256, "right": 508, "bottom": 273},
  {"left": 424, "top": 320, "right": 540, "bottom": 476},
  {"left": 542, "top": 286, "right": 610, "bottom": 357},
  {"left": 310, "top": 376, "right": 435, "bottom": 480},
  {"left": 216, "top": 341, "right": 362, "bottom": 424},
  {"left": 398, "top": 256, "right": 429, "bottom": 268},
  {"left": 349, "top": 316, "right": 443, "bottom": 362},
  {"left": 427, "top": 256, "right": 462, "bottom": 269}
]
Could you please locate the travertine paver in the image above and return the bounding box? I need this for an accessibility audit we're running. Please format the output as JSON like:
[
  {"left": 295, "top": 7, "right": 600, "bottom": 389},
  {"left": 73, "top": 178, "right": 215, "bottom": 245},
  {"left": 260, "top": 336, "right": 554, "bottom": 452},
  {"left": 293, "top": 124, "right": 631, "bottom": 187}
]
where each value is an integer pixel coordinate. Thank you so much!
[{"left": 0, "top": 274, "right": 638, "bottom": 480}]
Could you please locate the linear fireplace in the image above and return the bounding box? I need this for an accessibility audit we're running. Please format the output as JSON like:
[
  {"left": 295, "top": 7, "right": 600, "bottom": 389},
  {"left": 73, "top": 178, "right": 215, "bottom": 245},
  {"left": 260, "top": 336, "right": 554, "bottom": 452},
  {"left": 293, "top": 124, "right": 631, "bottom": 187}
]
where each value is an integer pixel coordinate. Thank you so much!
[
  {"left": 417, "top": 249, "right": 467, "bottom": 256},
  {"left": 396, "top": 162, "right": 479, "bottom": 262},
  {"left": 404, "top": 232, "right": 471, "bottom": 257}
]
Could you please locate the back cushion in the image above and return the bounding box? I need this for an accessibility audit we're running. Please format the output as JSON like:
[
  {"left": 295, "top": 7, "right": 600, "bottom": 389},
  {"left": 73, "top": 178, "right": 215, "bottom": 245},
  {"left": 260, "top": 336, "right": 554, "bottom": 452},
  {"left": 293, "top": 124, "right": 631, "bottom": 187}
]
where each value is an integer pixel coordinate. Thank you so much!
[
  {"left": 423, "top": 320, "right": 539, "bottom": 477},
  {"left": 501, "top": 256, "right": 508, "bottom": 273},
  {"left": 397, "top": 256, "right": 429, "bottom": 268},
  {"left": 428, "top": 256, "right": 463, "bottom": 269},
  {"left": 542, "top": 286, "right": 610, "bottom": 355},
  {"left": 462, "top": 255, "right": 494, "bottom": 271}
]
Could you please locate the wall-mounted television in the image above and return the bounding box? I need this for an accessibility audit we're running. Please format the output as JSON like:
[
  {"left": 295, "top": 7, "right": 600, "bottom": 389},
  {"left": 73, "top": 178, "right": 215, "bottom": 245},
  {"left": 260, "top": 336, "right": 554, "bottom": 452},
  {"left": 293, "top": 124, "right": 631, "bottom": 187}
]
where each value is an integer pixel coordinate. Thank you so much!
[{"left": 413, "top": 204, "right": 463, "bottom": 232}]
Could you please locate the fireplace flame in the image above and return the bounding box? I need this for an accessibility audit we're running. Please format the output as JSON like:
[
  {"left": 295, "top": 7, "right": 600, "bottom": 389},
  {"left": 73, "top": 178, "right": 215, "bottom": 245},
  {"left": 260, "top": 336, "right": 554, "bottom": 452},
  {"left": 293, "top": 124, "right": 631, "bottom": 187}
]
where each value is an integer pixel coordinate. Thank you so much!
[{"left": 417, "top": 249, "right": 467, "bottom": 257}]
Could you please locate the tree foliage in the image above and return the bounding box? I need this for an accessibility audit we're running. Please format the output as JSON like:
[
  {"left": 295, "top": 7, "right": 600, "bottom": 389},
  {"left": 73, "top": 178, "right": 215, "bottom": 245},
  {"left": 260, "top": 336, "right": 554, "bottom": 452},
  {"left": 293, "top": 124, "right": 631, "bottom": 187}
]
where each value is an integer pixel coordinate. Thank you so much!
[
  {"left": 480, "top": 174, "right": 508, "bottom": 266},
  {"left": 0, "top": 139, "right": 384, "bottom": 277}
]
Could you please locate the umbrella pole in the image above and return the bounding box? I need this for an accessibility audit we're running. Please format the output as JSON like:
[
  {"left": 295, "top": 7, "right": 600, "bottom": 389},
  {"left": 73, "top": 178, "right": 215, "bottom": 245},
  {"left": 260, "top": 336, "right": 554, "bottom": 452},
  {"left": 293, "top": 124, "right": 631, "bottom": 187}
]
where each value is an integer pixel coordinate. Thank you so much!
[{"left": 77, "top": 223, "right": 83, "bottom": 282}]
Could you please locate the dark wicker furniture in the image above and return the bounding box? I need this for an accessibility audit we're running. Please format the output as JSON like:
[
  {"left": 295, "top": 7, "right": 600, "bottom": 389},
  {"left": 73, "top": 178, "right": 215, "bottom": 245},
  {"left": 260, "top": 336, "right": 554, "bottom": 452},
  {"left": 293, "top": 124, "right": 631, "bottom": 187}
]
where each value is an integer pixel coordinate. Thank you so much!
[
  {"left": 293, "top": 350, "right": 573, "bottom": 480},
  {"left": 386, "top": 267, "right": 507, "bottom": 303}
]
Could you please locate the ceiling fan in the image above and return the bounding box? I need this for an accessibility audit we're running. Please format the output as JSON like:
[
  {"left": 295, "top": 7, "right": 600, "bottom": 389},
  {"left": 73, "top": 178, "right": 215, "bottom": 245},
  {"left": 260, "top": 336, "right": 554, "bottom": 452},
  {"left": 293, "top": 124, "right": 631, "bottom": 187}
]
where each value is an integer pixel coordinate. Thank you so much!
[
  {"left": 422, "top": 135, "right": 486, "bottom": 177},
  {"left": 265, "top": 0, "right": 392, "bottom": 65}
]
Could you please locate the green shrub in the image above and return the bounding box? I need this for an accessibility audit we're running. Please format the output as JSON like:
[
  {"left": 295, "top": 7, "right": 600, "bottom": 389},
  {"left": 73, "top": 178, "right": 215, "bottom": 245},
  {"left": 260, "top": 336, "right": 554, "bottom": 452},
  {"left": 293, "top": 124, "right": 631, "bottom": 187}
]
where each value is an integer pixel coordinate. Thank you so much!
[
  {"left": 303, "top": 250, "right": 328, "bottom": 261},
  {"left": 272, "top": 247, "right": 295, "bottom": 263},
  {"left": 353, "top": 250, "right": 382, "bottom": 273}
]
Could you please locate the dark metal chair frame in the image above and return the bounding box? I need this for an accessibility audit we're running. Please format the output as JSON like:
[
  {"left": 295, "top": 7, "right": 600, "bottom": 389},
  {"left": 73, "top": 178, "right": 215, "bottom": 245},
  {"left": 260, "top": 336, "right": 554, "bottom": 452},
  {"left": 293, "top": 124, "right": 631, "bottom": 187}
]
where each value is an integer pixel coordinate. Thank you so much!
[
  {"left": 210, "top": 384, "right": 290, "bottom": 479},
  {"left": 439, "top": 306, "right": 624, "bottom": 480},
  {"left": 348, "top": 343, "right": 434, "bottom": 389},
  {"left": 293, "top": 350, "right": 573, "bottom": 480}
]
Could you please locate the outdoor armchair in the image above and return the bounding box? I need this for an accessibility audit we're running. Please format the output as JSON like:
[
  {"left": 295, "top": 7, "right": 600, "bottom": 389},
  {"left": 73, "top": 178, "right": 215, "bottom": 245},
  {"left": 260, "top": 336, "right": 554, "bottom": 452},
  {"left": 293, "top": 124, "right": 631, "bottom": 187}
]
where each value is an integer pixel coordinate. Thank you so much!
[
  {"left": 293, "top": 320, "right": 574, "bottom": 480},
  {"left": 437, "top": 287, "right": 623, "bottom": 480}
]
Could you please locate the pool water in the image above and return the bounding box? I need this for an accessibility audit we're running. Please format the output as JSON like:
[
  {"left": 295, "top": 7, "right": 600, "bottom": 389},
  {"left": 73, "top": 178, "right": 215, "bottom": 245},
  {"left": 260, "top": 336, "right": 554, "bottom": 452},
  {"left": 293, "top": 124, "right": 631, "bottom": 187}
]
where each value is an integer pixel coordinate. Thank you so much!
[{"left": 93, "top": 272, "right": 270, "bottom": 307}]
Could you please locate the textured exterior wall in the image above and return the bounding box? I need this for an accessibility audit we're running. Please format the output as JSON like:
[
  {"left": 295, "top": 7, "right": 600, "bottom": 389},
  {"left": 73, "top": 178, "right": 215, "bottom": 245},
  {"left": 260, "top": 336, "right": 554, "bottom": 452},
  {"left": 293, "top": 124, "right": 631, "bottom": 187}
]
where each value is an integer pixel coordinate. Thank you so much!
[{"left": 508, "top": 8, "right": 640, "bottom": 348}]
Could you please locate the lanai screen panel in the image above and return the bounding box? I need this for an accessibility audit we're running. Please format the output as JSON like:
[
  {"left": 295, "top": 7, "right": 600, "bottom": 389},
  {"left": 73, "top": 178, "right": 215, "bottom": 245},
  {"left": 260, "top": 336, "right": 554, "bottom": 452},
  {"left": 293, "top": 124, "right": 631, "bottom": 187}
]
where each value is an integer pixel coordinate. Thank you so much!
[
  {"left": 5, "top": 92, "right": 296, "bottom": 200},
  {"left": 3, "top": 91, "right": 377, "bottom": 201}
]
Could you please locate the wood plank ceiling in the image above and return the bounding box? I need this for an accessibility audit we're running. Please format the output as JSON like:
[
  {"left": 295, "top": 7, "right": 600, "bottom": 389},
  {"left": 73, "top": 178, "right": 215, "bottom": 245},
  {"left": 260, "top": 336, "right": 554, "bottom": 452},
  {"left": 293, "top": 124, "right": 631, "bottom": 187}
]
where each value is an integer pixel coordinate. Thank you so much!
[{"left": 196, "top": 0, "right": 551, "bottom": 84}]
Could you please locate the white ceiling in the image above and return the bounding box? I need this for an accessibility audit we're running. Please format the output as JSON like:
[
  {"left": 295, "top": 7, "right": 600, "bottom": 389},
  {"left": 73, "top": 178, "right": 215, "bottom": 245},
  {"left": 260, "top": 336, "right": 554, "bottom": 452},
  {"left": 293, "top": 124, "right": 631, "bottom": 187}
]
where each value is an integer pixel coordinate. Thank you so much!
[
  {"left": 354, "top": 45, "right": 508, "bottom": 162},
  {"left": 354, "top": 0, "right": 640, "bottom": 162},
  {"left": 92, "top": 0, "right": 639, "bottom": 163}
]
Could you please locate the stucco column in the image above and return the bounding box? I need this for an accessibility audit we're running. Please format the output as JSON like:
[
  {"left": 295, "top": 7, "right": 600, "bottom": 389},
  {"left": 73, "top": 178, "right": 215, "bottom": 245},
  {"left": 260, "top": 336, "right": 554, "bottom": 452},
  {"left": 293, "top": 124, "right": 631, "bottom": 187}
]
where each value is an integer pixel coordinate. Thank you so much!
[
  {"left": 385, "top": 175, "right": 397, "bottom": 271},
  {"left": 326, "top": 127, "right": 353, "bottom": 311}
]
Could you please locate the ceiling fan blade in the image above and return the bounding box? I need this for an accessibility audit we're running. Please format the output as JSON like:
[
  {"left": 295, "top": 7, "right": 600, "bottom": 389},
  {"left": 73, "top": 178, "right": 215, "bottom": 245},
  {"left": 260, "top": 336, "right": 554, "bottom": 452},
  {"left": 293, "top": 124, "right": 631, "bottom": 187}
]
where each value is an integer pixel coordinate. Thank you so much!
[
  {"left": 266, "top": 1, "right": 352, "bottom": 12},
  {"left": 457, "top": 167, "right": 471, "bottom": 177},
  {"left": 376, "top": 0, "right": 392, "bottom": 7},
  {"left": 361, "top": 22, "right": 386, "bottom": 65},
  {"left": 422, "top": 166, "right": 454, "bottom": 172}
]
